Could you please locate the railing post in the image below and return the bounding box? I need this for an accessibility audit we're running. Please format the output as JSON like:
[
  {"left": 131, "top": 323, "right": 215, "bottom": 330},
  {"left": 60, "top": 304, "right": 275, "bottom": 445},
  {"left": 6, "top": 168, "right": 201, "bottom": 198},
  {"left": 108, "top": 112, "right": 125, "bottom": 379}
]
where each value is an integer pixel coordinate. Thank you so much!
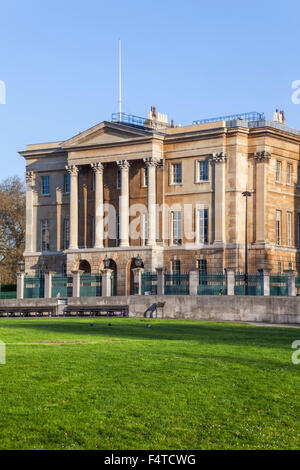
[
  {"left": 44, "top": 271, "right": 54, "bottom": 299},
  {"left": 72, "top": 270, "right": 83, "bottom": 298},
  {"left": 189, "top": 270, "right": 198, "bottom": 296},
  {"left": 17, "top": 272, "right": 24, "bottom": 299},
  {"left": 156, "top": 268, "right": 164, "bottom": 296},
  {"left": 284, "top": 270, "right": 296, "bottom": 297},
  {"left": 225, "top": 268, "right": 235, "bottom": 296},
  {"left": 101, "top": 268, "right": 113, "bottom": 297},
  {"left": 258, "top": 268, "right": 270, "bottom": 296},
  {"left": 132, "top": 268, "right": 144, "bottom": 295}
]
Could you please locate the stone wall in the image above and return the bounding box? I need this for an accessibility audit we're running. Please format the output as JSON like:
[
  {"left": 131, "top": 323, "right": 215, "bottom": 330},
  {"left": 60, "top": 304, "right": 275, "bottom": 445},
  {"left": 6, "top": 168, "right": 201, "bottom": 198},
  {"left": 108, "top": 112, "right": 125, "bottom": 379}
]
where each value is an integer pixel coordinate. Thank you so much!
[{"left": 68, "top": 295, "right": 300, "bottom": 324}]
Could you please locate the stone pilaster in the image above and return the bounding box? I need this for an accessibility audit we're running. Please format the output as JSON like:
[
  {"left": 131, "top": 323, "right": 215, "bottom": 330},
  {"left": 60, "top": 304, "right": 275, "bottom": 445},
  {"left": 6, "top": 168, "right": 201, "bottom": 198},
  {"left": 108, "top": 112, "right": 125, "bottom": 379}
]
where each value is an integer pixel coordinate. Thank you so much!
[
  {"left": 189, "top": 270, "right": 198, "bottom": 296},
  {"left": 117, "top": 160, "right": 130, "bottom": 247},
  {"left": 91, "top": 162, "right": 104, "bottom": 249},
  {"left": 254, "top": 151, "right": 271, "bottom": 243},
  {"left": 17, "top": 272, "right": 24, "bottom": 299},
  {"left": 284, "top": 270, "right": 296, "bottom": 297},
  {"left": 25, "top": 171, "right": 35, "bottom": 253},
  {"left": 66, "top": 165, "right": 79, "bottom": 250},
  {"left": 144, "top": 157, "right": 159, "bottom": 246},
  {"left": 225, "top": 268, "right": 235, "bottom": 296},
  {"left": 258, "top": 268, "right": 271, "bottom": 296},
  {"left": 212, "top": 152, "right": 226, "bottom": 244},
  {"left": 44, "top": 271, "right": 53, "bottom": 299},
  {"left": 101, "top": 268, "right": 113, "bottom": 297},
  {"left": 132, "top": 267, "right": 144, "bottom": 295},
  {"left": 71, "top": 270, "right": 83, "bottom": 298}
]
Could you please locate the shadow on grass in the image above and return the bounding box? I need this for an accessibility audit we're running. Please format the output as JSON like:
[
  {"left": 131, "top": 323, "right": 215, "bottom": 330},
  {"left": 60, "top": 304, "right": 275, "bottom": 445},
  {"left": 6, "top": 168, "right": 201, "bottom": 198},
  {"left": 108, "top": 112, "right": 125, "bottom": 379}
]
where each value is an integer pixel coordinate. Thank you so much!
[{"left": 0, "top": 318, "right": 298, "bottom": 351}]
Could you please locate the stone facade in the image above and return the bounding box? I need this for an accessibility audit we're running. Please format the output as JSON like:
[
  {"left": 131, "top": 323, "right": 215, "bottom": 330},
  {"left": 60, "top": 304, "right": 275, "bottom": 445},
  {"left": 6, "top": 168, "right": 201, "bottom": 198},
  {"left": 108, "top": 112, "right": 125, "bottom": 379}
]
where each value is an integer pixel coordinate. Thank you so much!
[{"left": 20, "top": 112, "right": 300, "bottom": 295}]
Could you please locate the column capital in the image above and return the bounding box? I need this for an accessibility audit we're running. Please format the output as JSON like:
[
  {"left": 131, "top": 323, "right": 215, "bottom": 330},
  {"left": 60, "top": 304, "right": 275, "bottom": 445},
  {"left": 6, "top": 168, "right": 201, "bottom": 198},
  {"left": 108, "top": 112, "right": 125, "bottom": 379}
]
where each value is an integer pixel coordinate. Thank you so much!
[
  {"left": 212, "top": 152, "right": 227, "bottom": 163},
  {"left": 65, "top": 164, "right": 79, "bottom": 175},
  {"left": 143, "top": 157, "right": 160, "bottom": 167},
  {"left": 25, "top": 171, "right": 34, "bottom": 185},
  {"left": 117, "top": 160, "right": 130, "bottom": 170},
  {"left": 91, "top": 162, "right": 104, "bottom": 174},
  {"left": 254, "top": 150, "right": 271, "bottom": 162}
]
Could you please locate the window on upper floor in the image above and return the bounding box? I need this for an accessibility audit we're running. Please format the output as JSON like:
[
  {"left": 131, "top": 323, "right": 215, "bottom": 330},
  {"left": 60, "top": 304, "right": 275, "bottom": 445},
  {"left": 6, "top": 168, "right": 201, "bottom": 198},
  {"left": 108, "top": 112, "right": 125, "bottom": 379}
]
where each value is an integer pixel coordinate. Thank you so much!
[
  {"left": 141, "top": 212, "right": 148, "bottom": 245},
  {"left": 41, "top": 219, "right": 50, "bottom": 251},
  {"left": 287, "top": 163, "right": 292, "bottom": 185},
  {"left": 198, "top": 160, "right": 209, "bottom": 182},
  {"left": 63, "top": 218, "right": 70, "bottom": 250},
  {"left": 116, "top": 215, "right": 120, "bottom": 246},
  {"left": 276, "top": 210, "right": 281, "bottom": 245},
  {"left": 287, "top": 212, "right": 292, "bottom": 246},
  {"left": 172, "top": 210, "right": 182, "bottom": 245},
  {"left": 92, "top": 171, "right": 96, "bottom": 192},
  {"left": 278, "top": 261, "right": 282, "bottom": 273},
  {"left": 198, "top": 209, "right": 209, "bottom": 243},
  {"left": 171, "top": 163, "right": 182, "bottom": 184},
  {"left": 143, "top": 167, "right": 148, "bottom": 187},
  {"left": 64, "top": 173, "right": 70, "bottom": 194},
  {"left": 91, "top": 216, "right": 95, "bottom": 247},
  {"left": 297, "top": 166, "right": 300, "bottom": 185},
  {"left": 42, "top": 176, "right": 50, "bottom": 195},
  {"left": 117, "top": 169, "right": 121, "bottom": 189},
  {"left": 276, "top": 161, "right": 281, "bottom": 183}
]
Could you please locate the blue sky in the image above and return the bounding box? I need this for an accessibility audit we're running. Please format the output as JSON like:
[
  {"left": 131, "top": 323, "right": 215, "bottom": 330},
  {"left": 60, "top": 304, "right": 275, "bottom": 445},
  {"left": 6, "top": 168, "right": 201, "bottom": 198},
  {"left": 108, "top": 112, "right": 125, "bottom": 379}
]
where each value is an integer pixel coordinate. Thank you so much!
[{"left": 1, "top": 0, "right": 300, "bottom": 179}]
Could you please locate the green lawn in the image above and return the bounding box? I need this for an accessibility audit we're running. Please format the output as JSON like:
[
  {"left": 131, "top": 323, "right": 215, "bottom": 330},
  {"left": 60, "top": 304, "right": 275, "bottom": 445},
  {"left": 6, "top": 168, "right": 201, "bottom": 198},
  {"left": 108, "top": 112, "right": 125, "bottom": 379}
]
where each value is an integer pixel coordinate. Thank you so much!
[{"left": 0, "top": 318, "right": 299, "bottom": 450}]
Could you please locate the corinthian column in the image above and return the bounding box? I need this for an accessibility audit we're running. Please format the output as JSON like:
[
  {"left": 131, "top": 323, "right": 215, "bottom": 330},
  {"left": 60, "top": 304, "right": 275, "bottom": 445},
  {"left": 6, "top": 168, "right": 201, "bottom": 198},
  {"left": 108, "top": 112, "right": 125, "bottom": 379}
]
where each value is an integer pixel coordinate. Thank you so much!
[
  {"left": 91, "top": 162, "right": 104, "bottom": 248},
  {"left": 144, "top": 157, "right": 159, "bottom": 246},
  {"left": 254, "top": 151, "right": 271, "bottom": 243},
  {"left": 65, "top": 164, "right": 79, "bottom": 250},
  {"left": 213, "top": 152, "right": 227, "bottom": 244},
  {"left": 25, "top": 171, "right": 35, "bottom": 252},
  {"left": 117, "top": 160, "right": 130, "bottom": 247}
]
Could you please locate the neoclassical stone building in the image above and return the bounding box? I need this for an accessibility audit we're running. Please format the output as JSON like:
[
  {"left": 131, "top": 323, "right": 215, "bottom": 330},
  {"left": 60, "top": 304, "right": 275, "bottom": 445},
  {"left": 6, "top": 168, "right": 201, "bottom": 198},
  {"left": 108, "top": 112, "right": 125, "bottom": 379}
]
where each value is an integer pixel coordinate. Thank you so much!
[{"left": 20, "top": 109, "right": 300, "bottom": 295}]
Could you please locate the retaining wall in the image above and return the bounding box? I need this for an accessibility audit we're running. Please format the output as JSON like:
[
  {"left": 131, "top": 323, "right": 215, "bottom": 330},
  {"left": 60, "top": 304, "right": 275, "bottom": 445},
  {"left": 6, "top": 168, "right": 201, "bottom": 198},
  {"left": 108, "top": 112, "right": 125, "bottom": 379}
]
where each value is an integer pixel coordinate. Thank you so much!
[{"left": 0, "top": 296, "right": 300, "bottom": 324}]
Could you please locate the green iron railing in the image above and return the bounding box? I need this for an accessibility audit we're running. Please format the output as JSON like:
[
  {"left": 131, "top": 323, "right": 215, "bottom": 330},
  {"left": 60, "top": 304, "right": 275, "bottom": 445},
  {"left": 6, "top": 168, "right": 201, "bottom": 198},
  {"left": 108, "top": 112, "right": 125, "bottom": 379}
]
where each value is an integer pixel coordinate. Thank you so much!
[
  {"left": 142, "top": 272, "right": 157, "bottom": 295},
  {"left": 52, "top": 275, "right": 73, "bottom": 298},
  {"left": 198, "top": 272, "right": 226, "bottom": 295},
  {"left": 0, "top": 283, "right": 17, "bottom": 299},
  {"left": 164, "top": 272, "right": 189, "bottom": 295},
  {"left": 295, "top": 274, "right": 300, "bottom": 295},
  {"left": 24, "top": 277, "right": 44, "bottom": 299},
  {"left": 234, "top": 272, "right": 262, "bottom": 295},
  {"left": 270, "top": 273, "right": 288, "bottom": 296},
  {"left": 80, "top": 274, "right": 102, "bottom": 297}
]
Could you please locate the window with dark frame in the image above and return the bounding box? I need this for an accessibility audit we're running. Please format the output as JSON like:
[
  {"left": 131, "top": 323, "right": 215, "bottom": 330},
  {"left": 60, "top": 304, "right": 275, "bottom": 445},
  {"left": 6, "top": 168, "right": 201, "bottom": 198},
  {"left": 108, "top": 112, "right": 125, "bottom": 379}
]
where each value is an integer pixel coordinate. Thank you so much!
[
  {"left": 42, "top": 176, "right": 50, "bottom": 195},
  {"left": 199, "top": 160, "right": 209, "bottom": 182},
  {"left": 172, "top": 163, "right": 182, "bottom": 184}
]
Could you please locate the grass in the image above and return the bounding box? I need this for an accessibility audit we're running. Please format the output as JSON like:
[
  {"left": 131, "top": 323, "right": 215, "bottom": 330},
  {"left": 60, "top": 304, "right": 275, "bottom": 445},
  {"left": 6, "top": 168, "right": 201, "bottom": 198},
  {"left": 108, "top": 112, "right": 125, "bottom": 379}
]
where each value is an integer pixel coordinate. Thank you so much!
[{"left": 0, "top": 318, "right": 299, "bottom": 450}]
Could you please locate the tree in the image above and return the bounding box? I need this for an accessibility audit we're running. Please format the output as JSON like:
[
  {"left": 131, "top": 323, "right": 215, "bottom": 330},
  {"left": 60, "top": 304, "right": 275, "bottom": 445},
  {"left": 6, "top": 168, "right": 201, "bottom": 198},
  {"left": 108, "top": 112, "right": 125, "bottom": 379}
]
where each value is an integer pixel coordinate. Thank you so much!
[{"left": 0, "top": 176, "right": 25, "bottom": 284}]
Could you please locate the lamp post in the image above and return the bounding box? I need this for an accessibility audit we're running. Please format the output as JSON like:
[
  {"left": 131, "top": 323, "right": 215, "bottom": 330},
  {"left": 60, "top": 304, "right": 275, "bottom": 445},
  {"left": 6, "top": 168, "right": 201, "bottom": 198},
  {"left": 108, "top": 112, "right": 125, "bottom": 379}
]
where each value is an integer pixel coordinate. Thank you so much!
[
  {"left": 242, "top": 190, "right": 251, "bottom": 295},
  {"left": 18, "top": 260, "right": 25, "bottom": 273},
  {"left": 103, "top": 255, "right": 110, "bottom": 270}
]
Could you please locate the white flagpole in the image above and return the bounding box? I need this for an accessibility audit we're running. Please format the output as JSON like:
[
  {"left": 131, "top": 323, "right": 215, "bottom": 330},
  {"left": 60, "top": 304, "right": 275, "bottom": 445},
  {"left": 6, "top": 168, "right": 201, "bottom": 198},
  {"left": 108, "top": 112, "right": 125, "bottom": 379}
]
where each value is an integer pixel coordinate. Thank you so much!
[{"left": 118, "top": 39, "right": 122, "bottom": 121}]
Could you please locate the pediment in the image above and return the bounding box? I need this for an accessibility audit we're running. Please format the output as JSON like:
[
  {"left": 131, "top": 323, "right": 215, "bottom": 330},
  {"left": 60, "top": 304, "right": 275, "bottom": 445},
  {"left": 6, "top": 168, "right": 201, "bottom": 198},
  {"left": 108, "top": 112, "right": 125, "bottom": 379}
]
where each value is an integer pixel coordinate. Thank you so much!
[{"left": 61, "top": 121, "right": 151, "bottom": 149}]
